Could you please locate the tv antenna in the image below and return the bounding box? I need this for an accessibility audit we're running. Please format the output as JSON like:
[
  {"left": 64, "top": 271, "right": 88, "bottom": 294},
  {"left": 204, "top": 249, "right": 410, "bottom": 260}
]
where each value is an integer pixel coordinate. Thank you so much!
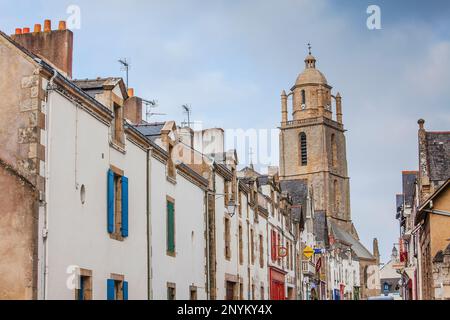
[
  {"left": 118, "top": 58, "right": 130, "bottom": 88},
  {"left": 143, "top": 99, "right": 165, "bottom": 122},
  {"left": 181, "top": 104, "right": 192, "bottom": 128}
]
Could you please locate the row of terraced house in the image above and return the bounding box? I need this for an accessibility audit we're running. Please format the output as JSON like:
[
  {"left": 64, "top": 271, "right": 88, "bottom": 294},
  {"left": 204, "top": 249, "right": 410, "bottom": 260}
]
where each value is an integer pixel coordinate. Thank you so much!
[{"left": 0, "top": 20, "right": 380, "bottom": 300}]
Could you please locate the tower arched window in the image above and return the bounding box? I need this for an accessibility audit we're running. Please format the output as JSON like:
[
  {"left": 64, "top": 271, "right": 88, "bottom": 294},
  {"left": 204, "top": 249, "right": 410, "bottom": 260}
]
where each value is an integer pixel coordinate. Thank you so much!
[
  {"left": 301, "top": 90, "right": 306, "bottom": 109},
  {"left": 333, "top": 179, "right": 340, "bottom": 214},
  {"left": 331, "top": 133, "right": 337, "bottom": 168},
  {"left": 299, "top": 132, "right": 307, "bottom": 166}
]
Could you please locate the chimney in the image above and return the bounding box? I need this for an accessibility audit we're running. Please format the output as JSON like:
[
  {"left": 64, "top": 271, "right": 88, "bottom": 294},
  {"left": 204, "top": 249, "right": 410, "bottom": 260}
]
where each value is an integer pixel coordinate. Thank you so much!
[
  {"left": 373, "top": 238, "right": 380, "bottom": 265},
  {"left": 11, "top": 19, "right": 73, "bottom": 78},
  {"left": 124, "top": 89, "right": 143, "bottom": 125}
]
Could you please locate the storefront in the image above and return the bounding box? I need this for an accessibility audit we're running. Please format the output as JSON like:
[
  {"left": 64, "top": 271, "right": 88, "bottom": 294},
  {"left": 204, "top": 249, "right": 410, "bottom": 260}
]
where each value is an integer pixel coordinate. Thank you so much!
[{"left": 270, "top": 267, "right": 286, "bottom": 300}]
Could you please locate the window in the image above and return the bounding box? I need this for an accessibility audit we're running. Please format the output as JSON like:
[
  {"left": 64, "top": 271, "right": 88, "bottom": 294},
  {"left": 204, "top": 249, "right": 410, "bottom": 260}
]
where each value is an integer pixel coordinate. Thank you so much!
[
  {"left": 226, "top": 281, "right": 236, "bottom": 300},
  {"left": 189, "top": 286, "right": 197, "bottom": 300},
  {"left": 225, "top": 217, "right": 231, "bottom": 260},
  {"left": 331, "top": 133, "right": 337, "bottom": 168},
  {"left": 333, "top": 180, "right": 341, "bottom": 215},
  {"left": 259, "top": 234, "right": 264, "bottom": 268},
  {"left": 107, "top": 275, "right": 128, "bottom": 300},
  {"left": 277, "top": 234, "right": 281, "bottom": 264},
  {"left": 224, "top": 180, "right": 230, "bottom": 206},
  {"left": 231, "top": 168, "right": 237, "bottom": 202},
  {"left": 238, "top": 191, "right": 242, "bottom": 216},
  {"left": 167, "top": 143, "right": 176, "bottom": 179},
  {"left": 107, "top": 168, "right": 128, "bottom": 240},
  {"left": 167, "top": 198, "right": 176, "bottom": 256},
  {"left": 286, "top": 241, "right": 290, "bottom": 269},
  {"left": 76, "top": 269, "right": 92, "bottom": 300},
  {"left": 239, "top": 224, "right": 243, "bottom": 265},
  {"left": 167, "top": 283, "right": 176, "bottom": 300},
  {"left": 239, "top": 282, "right": 244, "bottom": 300},
  {"left": 301, "top": 90, "right": 306, "bottom": 108},
  {"left": 290, "top": 243, "right": 293, "bottom": 270},
  {"left": 299, "top": 132, "right": 307, "bottom": 166},
  {"left": 271, "top": 230, "right": 277, "bottom": 262},
  {"left": 250, "top": 229, "right": 255, "bottom": 264},
  {"left": 260, "top": 285, "right": 265, "bottom": 300},
  {"left": 112, "top": 103, "right": 124, "bottom": 147},
  {"left": 252, "top": 284, "right": 255, "bottom": 300}
]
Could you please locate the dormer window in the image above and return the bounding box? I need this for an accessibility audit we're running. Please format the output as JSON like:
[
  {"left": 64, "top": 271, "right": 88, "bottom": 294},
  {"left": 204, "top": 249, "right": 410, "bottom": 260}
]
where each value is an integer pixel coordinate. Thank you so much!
[
  {"left": 167, "top": 143, "right": 176, "bottom": 180},
  {"left": 113, "top": 102, "right": 125, "bottom": 147}
]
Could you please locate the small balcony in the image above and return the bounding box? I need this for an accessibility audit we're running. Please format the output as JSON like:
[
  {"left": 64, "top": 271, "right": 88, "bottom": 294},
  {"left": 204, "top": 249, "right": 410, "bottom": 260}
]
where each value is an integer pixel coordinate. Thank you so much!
[{"left": 302, "top": 260, "right": 315, "bottom": 276}]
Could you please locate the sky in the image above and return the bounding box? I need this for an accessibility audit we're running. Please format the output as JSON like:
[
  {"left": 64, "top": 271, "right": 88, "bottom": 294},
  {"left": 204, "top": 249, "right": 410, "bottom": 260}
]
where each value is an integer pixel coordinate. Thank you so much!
[{"left": 1, "top": 0, "right": 449, "bottom": 263}]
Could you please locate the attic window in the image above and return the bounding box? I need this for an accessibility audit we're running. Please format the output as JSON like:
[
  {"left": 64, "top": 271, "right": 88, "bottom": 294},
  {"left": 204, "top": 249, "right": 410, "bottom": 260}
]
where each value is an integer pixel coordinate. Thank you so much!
[{"left": 113, "top": 103, "right": 125, "bottom": 147}]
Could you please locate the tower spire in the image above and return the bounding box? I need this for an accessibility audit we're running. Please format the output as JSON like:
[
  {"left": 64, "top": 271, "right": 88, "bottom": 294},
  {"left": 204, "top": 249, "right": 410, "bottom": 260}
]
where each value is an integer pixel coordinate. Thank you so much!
[{"left": 307, "top": 42, "right": 312, "bottom": 55}]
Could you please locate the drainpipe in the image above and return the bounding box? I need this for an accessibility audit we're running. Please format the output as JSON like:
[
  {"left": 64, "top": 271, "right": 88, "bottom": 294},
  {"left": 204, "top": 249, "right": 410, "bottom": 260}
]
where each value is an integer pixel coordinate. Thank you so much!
[
  {"left": 146, "top": 147, "right": 153, "bottom": 300},
  {"left": 205, "top": 188, "right": 210, "bottom": 300},
  {"left": 43, "top": 69, "right": 58, "bottom": 300}
]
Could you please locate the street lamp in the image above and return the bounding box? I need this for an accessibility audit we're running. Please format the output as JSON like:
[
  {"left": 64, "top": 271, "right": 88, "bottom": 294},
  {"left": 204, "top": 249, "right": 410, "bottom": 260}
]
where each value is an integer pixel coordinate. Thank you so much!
[{"left": 227, "top": 199, "right": 237, "bottom": 217}]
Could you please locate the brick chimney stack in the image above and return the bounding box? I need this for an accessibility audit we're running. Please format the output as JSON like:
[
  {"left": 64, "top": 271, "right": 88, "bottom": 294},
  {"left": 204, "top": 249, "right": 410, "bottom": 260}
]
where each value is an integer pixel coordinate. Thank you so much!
[
  {"left": 11, "top": 19, "right": 73, "bottom": 78},
  {"left": 124, "top": 88, "right": 143, "bottom": 125}
]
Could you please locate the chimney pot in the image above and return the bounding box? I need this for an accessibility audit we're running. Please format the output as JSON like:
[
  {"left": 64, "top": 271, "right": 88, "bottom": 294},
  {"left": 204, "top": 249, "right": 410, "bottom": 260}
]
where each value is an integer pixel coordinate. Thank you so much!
[
  {"left": 44, "top": 19, "right": 51, "bottom": 32},
  {"left": 15, "top": 28, "right": 22, "bottom": 35},
  {"left": 58, "top": 21, "right": 66, "bottom": 31},
  {"left": 34, "top": 24, "right": 42, "bottom": 33},
  {"left": 127, "top": 88, "right": 134, "bottom": 98},
  {"left": 22, "top": 27, "right": 30, "bottom": 34}
]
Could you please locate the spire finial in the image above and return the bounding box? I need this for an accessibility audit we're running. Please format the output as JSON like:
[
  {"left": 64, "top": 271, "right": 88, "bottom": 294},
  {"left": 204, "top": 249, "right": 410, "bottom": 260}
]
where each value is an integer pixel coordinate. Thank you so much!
[
  {"left": 307, "top": 42, "right": 312, "bottom": 55},
  {"left": 249, "top": 147, "right": 254, "bottom": 170}
]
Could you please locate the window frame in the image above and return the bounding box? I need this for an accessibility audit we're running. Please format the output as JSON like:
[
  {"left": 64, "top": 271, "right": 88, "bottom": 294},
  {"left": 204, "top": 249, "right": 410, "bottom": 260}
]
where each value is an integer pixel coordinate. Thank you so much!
[
  {"left": 299, "top": 132, "right": 307, "bottom": 166},
  {"left": 166, "top": 196, "right": 176, "bottom": 256}
]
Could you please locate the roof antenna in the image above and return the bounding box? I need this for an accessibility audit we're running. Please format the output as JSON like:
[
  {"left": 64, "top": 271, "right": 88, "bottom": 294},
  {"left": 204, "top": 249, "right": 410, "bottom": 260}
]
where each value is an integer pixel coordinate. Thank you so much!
[
  {"left": 181, "top": 104, "right": 192, "bottom": 128},
  {"left": 143, "top": 99, "right": 165, "bottom": 123},
  {"left": 118, "top": 58, "right": 130, "bottom": 88}
]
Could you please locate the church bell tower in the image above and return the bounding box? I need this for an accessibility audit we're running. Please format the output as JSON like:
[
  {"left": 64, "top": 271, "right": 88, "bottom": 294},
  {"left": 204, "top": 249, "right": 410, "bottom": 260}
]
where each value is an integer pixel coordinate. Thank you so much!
[{"left": 279, "top": 47, "right": 352, "bottom": 231}]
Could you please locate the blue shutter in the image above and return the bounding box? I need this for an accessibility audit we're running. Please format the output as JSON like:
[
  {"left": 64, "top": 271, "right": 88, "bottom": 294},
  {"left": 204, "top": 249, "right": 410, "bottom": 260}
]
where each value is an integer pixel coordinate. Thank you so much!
[
  {"left": 107, "top": 279, "right": 115, "bottom": 300},
  {"left": 121, "top": 176, "right": 129, "bottom": 237},
  {"left": 107, "top": 169, "right": 115, "bottom": 234},
  {"left": 122, "top": 281, "right": 128, "bottom": 300},
  {"left": 78, "top": 277, "right": 84, "bottom": 300}
]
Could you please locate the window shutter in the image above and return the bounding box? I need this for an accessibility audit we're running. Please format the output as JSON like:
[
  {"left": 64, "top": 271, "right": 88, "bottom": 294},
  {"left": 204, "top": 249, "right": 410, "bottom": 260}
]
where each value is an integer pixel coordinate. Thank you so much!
[
  {"left": 107, "top": 279, "right": 115, "bottom": 300},
  {"left": 107, "top": 169, "right": 115, "bottom": 233},
  {"left": 167, "top": 201, "right": 175, "bottom": 253},
  {"left": 122, "top": 281, "right": 128, "bottom": 300},
  {"left": 121, "top": 176, "right": 129, "bottom": 237},
  {"left": 78, "top": 277, "right": 84, "bottom": 300}
]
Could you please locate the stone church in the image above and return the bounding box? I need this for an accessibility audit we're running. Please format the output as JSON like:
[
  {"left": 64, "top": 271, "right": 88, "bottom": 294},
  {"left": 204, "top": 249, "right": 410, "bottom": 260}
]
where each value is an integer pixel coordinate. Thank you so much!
[{"left": 278, "top": 50, "right": 381, "bottom": 299}]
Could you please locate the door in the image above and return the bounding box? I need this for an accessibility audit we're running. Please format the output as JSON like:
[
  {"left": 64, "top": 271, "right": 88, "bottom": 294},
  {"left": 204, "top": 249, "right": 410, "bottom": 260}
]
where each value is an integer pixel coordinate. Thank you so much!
[{"left": 226, "top": 281, "right": 235, "bottom": 300}]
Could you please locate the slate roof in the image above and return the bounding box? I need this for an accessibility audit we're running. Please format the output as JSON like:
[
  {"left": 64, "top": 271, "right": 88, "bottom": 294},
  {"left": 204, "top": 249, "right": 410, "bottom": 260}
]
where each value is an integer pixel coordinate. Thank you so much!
[
  {"left": 402, "top": 171, "right": 417, "bottom": 207},
  {"left": 426, "top": 132, "right": 450, "bottom": 183},
  {"left": 73, "top": 77, "right": 122, "bottom": 90},
  {"left": 329, "top": 220, "right": 375, "bottom": 260},
  {"left": 134, "top": 122, "right": 166, "bottom": 141},
  {"left": 433, "top": 243, "right": 450, "bottom": 263},
  {"left": 257, "top": 175, "right": 269, "bottom": 186},
  {"left": 313, "top": 211, "right": 328, "bottom": 246},
  {"left": 280, "top": 179, "right": 308, "bottom": 223}
]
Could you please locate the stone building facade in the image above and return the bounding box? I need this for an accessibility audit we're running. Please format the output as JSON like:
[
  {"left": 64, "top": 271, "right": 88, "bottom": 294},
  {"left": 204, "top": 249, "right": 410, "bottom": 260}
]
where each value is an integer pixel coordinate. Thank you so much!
[{"left": 278, "top": 51, "right": 380, "bottom": 299}]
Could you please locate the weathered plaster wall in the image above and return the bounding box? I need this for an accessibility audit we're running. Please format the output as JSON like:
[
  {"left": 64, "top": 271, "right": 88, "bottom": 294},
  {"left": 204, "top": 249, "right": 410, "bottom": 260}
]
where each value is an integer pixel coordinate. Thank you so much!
[
  {"left": 0, "top": 35, "right": 44, "bottom": 299},
  {"left": 0, "top": 164, "right": 38, "bottom": 299}
]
